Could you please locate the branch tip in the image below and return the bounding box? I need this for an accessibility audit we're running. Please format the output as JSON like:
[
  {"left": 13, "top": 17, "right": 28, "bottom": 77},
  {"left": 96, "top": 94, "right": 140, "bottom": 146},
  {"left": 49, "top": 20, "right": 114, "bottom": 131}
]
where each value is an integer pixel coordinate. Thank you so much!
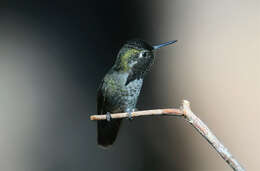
[{"left": 182, "top": 100, "right": 191, "bottom": 108}]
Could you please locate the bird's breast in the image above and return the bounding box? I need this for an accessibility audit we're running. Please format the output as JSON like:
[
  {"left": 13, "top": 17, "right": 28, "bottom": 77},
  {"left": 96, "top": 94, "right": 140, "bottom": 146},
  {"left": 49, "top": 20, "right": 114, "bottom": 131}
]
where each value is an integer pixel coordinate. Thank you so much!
[{"left": 103, "top": 72, "right": 143, "bottom": 110}]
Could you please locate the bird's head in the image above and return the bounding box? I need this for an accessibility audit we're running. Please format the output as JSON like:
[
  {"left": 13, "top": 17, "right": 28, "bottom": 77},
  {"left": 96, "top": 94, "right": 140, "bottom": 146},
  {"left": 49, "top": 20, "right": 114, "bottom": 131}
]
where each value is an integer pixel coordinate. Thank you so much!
[{"left": 114, "top": 39, "right": 177, "bottom": 73}]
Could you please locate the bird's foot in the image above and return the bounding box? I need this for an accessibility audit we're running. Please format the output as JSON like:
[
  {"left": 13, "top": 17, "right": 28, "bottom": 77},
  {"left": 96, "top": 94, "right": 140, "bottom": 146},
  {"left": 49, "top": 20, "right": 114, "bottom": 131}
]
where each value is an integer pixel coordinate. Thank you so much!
[
  {"left": 126, "top": 108, "right": 135, "bottom": 121},
  {"left": 106, "top": 112, "right": 112, "bottom": 122}
]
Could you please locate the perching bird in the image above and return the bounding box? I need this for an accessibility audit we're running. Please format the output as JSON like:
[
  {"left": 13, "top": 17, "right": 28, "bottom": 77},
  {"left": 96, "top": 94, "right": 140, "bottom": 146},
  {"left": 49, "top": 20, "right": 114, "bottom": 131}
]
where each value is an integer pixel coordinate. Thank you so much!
[{"left": 97, "top": 39, "right": 177, "bottom": 148}]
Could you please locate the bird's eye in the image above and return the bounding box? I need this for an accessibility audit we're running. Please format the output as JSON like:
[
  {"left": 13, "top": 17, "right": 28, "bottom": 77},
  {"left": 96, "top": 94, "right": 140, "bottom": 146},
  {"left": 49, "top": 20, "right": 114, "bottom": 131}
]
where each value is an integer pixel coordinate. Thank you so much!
[{"left": 139, "top": 51, "right": 148, "bottom": 58}]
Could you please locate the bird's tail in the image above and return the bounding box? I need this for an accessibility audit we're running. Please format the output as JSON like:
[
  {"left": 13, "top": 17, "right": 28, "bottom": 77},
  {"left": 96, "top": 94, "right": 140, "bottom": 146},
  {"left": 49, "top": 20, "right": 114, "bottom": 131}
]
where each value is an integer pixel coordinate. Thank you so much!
[{"left": 97, "top": 119, "right": 122, "bottom": 148}]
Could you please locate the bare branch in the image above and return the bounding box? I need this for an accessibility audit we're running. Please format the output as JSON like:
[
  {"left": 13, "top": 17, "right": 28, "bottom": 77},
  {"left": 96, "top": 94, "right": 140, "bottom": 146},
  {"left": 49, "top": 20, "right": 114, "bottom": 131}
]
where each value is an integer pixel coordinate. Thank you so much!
[
  {"left": 181, "top": 100, "right": 245, "bottom": 171},
  {"left": 90, "top": 100, "right": 245, "bottom": 171},
  {"left": 90, "top": 108, "right": 183, "bottom": 120}
]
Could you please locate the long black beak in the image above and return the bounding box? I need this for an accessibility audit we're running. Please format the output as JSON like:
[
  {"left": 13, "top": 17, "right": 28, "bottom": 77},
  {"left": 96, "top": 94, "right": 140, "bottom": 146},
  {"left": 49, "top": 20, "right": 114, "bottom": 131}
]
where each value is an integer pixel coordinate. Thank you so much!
[{"left": 153, "top": 40, "right": 178, "bottom": 50}]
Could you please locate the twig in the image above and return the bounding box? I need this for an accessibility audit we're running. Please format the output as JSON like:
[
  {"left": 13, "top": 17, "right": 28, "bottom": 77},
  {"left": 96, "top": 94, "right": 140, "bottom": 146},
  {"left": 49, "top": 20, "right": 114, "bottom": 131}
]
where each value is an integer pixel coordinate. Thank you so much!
[{"left": 90, "top": 100, "right": 245, "bottom": 171}]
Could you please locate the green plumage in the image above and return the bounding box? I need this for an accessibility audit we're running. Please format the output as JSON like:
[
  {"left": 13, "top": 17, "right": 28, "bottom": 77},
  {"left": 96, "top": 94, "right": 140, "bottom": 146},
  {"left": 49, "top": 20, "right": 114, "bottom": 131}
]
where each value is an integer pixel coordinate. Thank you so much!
[{"left": 97, "top": 39, "right": 177, "bottom": 147}]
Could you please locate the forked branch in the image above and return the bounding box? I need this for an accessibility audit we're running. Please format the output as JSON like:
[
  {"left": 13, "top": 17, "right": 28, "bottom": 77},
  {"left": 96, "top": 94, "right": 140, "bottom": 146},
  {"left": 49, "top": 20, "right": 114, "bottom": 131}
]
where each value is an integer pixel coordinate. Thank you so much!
[{"left": 90, "top": 100, "right": 245, "bottom": 171}]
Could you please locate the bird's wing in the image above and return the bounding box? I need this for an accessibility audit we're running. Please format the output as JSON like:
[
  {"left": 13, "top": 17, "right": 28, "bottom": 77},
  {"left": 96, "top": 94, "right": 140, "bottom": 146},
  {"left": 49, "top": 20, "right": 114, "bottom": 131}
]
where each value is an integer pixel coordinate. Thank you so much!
[
  {"left": 97, "top": 79, "right": 122, "bottom": 148},
  {"left": 97, "top": 80, "right": 105, "bottom": 115}
]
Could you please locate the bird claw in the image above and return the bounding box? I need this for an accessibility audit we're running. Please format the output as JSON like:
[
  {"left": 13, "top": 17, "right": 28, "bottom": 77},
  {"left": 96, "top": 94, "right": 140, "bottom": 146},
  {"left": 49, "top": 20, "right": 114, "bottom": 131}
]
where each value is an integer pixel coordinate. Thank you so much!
[
  {"left": 106, "top": 112, "right": 112, "bottom": 122},
  {"left": 126, "top": 109, "right": 135, "bottom": 121}
]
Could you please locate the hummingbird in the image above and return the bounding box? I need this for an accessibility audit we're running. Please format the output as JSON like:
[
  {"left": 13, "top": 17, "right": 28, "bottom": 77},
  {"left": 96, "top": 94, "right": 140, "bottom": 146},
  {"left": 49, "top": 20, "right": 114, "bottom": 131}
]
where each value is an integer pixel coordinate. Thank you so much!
[{"left": 97, "top": 39, "right": 177, "bottom": 148}]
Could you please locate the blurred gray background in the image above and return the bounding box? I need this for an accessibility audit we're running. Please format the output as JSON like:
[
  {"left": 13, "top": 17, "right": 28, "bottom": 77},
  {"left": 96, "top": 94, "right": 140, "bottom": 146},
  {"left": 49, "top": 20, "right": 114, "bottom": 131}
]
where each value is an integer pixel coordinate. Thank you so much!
[{"left": 0, "top": 0, "right": 258, "bottom": 171}]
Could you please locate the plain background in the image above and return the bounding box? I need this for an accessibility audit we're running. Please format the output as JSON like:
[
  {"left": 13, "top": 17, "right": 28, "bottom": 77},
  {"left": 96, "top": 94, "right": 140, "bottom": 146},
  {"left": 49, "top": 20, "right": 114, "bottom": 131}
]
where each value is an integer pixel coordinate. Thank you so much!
[{"left": 0, "top": 1, "right": 258, "bottom": 170}]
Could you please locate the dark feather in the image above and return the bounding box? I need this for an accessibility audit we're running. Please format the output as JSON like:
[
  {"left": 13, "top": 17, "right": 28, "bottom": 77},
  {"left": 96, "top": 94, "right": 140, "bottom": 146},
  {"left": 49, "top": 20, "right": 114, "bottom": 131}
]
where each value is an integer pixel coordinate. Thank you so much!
[
  {"left": 125, "top": 59, "right": 146, "bottom": 86},
  {"left": 126, "top": 39, "right": 153, "bottom": 51},
  {"left": 125, "top": 70, "right": 142, "bottom": 86},
  {"left": 97, "top": 81, "right": 122, "bottom": 147},
  {"left": 97, "top": 119, "right": 121, "bottom": 147}
]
